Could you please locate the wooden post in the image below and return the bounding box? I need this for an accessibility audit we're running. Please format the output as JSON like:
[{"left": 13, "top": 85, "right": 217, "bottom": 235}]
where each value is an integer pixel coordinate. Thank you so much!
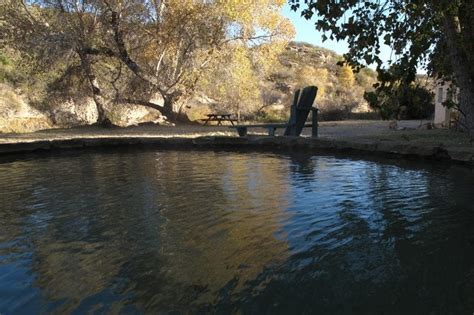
[
  {"left": 311, "top": 107, "right": 318, "bottom": 138},
  {"left": 237, "top": 126, "right": 247, "bottom": 137},
  {"left": 267, "top": 127, "right": 276, "bottom": 136}
]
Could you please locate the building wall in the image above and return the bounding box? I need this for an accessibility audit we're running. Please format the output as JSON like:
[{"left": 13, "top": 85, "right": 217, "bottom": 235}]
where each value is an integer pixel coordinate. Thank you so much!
[
  {"left": 434, "top": 83, "right": 449, "bottom": 125},
  {"left": 434, "top": 81, "right": 458, "bottom": 126}
]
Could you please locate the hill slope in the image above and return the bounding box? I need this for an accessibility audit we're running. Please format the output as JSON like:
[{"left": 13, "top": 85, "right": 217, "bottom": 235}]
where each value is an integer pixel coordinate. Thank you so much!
[
  {"left": 263, "top": 41, "right": 378, "bottom": 116},
  {"left": 1, "top": 42, "right": 379, "bottom": 132},
  {"left": 193, "top": 41, "right": 379, "bottom": 121}
]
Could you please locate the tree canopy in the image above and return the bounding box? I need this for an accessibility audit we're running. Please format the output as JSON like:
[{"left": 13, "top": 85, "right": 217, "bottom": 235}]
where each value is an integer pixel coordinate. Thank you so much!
[
  {"left": 289, "top": 0, "right": 474, "bottom": 136},
  {"left": 1, "top": 0, "right": 294, "bottom": 123}
]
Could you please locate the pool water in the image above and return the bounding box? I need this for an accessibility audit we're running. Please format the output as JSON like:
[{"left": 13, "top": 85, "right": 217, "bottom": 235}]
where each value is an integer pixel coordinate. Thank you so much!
[{"left": 1, "top": 150, "right": 474, "bottom": 314}]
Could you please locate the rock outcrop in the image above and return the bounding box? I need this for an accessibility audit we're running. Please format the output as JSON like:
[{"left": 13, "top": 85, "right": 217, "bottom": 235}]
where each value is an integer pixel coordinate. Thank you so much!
[
  {"left": 0, "top": 85, "right": 169, "bottom": 133},
  {"left": 48, "top": 94, "right": 167, "bottom": 128},
  {"left": 49, "top": 95, "right": 99, "bottom": 127},
  {"left": 105, "top": 103, "right": 165, "bottom": 127},
  {"left": 0, "top": 84, "right": 52, "bottom": 133}
]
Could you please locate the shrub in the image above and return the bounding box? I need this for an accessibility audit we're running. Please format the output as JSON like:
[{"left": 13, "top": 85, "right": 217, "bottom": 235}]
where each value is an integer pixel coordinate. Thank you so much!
[
  {"left": 347, "top": 111, "right": 381, "bottom": 120},
  {"left": 318, "top": 109, "right": 347, "bottom": 121},
  {"left": 364, "top": 83, "right": 434, "bottom": 120},
  {"left": 255, "top": 109, "right": 288, "bottom": 122},
  {"left": 0, "top": 53, "right": 11, "bottom": 66}
]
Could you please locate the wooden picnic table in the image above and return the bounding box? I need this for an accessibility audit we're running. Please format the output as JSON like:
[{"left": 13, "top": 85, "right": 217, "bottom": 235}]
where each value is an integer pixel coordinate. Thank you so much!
[{"left": 201, "top": 114, "right": 237, "bottom": 126}]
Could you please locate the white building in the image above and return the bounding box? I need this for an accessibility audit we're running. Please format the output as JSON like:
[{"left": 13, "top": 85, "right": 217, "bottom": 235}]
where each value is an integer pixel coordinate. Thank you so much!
[{"left": 434, "top": 81, "right": 458, "bottom": 127}]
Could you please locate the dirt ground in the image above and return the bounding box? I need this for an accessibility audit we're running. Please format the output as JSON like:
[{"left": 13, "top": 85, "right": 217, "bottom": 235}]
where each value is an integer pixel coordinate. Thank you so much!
[{"left": 0, "top": 120, "right": 471, "bottom": 149}]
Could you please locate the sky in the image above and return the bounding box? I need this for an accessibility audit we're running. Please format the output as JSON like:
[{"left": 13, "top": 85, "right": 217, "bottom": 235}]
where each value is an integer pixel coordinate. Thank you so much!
[{"left": 281, "top": 4, "right": 393, "bottom": 70}]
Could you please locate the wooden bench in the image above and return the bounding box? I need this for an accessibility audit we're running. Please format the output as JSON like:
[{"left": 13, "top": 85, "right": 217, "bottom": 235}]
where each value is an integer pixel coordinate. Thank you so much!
[
  {"left": 201, "top": 114, "right": 238, "bottom": 126},
  {"left": 233, "top": 123, "right": 315, "bottom": 136},
  {"left": 230, "top": 86, "right": 319, "bottom": 137}
]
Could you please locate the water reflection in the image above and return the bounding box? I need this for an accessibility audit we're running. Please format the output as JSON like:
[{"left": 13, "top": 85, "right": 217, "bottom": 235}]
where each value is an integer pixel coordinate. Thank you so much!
[{"left": 0, "top": 151, "right": 473, "bottom": 313}]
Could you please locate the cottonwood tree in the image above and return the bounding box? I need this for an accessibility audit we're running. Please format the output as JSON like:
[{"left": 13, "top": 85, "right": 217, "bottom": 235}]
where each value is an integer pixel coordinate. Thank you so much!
[
  {"left": 289, "top": 0, "right": 474, "bottom": 136},
  {"left": 199, "top": 20, "right": 293, "bottom": 120},
  {"left": 1, "top": 0, "right": 293, "bottom": 123},
  {"left": 296, "top": 66, "right": 328, "bottom": 98},
  {"left": 338, "top": 64, "right": 355, "bottom": 89},
  {"left": 1, "top": 0, "right": 113, "bottom": 124},
  {"left": 200, "top": 45, "right": 261, "bottom": 121},
  {"left": 99, "top": 0, "right": 293, "bottom": 120}
]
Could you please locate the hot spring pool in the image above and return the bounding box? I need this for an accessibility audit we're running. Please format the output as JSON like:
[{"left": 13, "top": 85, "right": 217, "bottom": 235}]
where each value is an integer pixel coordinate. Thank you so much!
[{"left": 1, "top": 150, "right": 474, "bottom": 313}]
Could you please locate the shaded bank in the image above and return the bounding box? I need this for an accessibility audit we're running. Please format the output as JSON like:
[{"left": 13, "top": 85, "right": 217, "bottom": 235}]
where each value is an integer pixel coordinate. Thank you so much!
[
  {"left": 1, "top": 150, "right": 473, "bottom": 313},
  {"left": 0, "top": 135, "right": 472, "bottom": 166}
]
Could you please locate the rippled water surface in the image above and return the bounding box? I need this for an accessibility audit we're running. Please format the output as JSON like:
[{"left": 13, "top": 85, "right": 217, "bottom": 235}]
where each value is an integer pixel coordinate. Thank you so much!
[{"left": 1, "top": 150, "right": 474, "bottom": 314}]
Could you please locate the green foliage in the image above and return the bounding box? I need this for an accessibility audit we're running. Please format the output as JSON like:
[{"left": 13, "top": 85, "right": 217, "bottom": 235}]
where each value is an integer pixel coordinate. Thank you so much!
[
  {"left": 404, "top": 86, "right": 434, "bottom": 119},
  {"left": 0, "top": 48, "right": 66, "bottom": 111},
  {"left": 1, "top": 0, "right": 295, "bottom": 122},
  {"left": 364, "top": 83, "right": 434, "bottom": 120},
  {"left": 0, "top": 53, "right": 11, "bottom": 66},
  {"left": 0, "top": 51, "right": 16, "bottom": 84},
  {"left": 317, "top": 109, "right": 381, "bottom": 121},
  {"left": 318, "top": 109, "right": 348, "bottom": 122},
  {"left": 290, "top": 0, "right": 474, "bottom": 133},
  {"left": 348, "top": 111, "right": 381, "bottom": 121},
  {"left": 441, "top": 83, "right": 459, "bottom": 110},
  {"left": 289, "top": 0, "right": 449, "bottom": 74},
  {"left": 0, "top": 1, "right": 381, "bottom": 126}
]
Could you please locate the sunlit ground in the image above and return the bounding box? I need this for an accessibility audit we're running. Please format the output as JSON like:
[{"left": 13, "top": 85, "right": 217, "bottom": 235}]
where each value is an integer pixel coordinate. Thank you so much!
[{"left": 0, "top": 120, "right": 471, "bottom": 150}]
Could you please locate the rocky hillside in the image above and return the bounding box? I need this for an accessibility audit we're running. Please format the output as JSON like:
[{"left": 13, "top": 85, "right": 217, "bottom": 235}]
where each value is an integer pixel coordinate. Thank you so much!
[
  {"left": 0, "top": 84, "right": 52, "bottom": 133},
  {"left": 0, "top": 49, "right": 167, "bottom": 133},
  {"left": 192, "top": 41, "right": 378, "bottom": 121},
  {"left": 0, "top": 42, "right": 378, "bottom": 132},
  {"left": 263, "top": 42, "right": 377, "bottom": 116}
]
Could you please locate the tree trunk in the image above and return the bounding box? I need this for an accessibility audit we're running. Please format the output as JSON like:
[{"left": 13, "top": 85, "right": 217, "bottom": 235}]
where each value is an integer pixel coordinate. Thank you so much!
[
  {"left": 443, "top": 14, "right": 474, "bottom": 138},
  {"left": 162, "top": 97, "right": 177, "bottom": 121},
  {"left": 77, "top": 49, "right": 108, "bottom": 125},
  {"left": 163, "top": 94, "right": 192, "bottom": 123},
  {"left": 458, "top": 88, "right": 474, "bottom": 138}
]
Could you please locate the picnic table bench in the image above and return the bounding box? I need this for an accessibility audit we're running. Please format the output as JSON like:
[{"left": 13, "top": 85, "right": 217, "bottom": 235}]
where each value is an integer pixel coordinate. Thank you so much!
[
  {"left": 233, "top": 123, "right": 314, "bottom": 137},
  {"left": 201, "top": 114, "right": 237, "bottom": 126}
]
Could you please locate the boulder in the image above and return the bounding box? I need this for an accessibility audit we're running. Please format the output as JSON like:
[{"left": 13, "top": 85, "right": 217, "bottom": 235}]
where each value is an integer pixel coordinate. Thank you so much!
[
  {"left": 49, "top": 95, "right": 98, "bottom": 127},
  {"left": 0, "top": 84, "right": 52, "bottom": 133},
  {"left": 105, "top": 103, "right": 164, "bottom": 127},
  {"left": 49, "top": 94, "right": 167, "bottom": 127}
]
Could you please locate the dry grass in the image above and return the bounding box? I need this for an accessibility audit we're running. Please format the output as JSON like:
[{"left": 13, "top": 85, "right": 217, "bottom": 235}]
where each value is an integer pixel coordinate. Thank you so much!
[
  {"left": 0, "top": 117, "right": 52, "bottom": 133},
  {"left": 0, "top": 84, "right": 24, "bottom": 113},
  {"left": 0, "top": 120, "right": 472, "bottom": 152},
  {"left": 368, "top": 129, "right": 472, "bottom": 148},
  {"left": 186, "top": 105, "right": 212, "bottom": 123}
]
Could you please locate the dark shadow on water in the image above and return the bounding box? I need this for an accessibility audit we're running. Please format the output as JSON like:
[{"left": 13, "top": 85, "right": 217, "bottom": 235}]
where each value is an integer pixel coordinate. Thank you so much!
[{"left": 0, "top": 149, "right": 474, "bottom": 313}]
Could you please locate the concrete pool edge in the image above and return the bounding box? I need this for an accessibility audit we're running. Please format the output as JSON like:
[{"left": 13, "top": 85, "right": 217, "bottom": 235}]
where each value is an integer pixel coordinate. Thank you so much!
[{"left": 0, "top": 136, "right": 473, "bottom": 165}]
